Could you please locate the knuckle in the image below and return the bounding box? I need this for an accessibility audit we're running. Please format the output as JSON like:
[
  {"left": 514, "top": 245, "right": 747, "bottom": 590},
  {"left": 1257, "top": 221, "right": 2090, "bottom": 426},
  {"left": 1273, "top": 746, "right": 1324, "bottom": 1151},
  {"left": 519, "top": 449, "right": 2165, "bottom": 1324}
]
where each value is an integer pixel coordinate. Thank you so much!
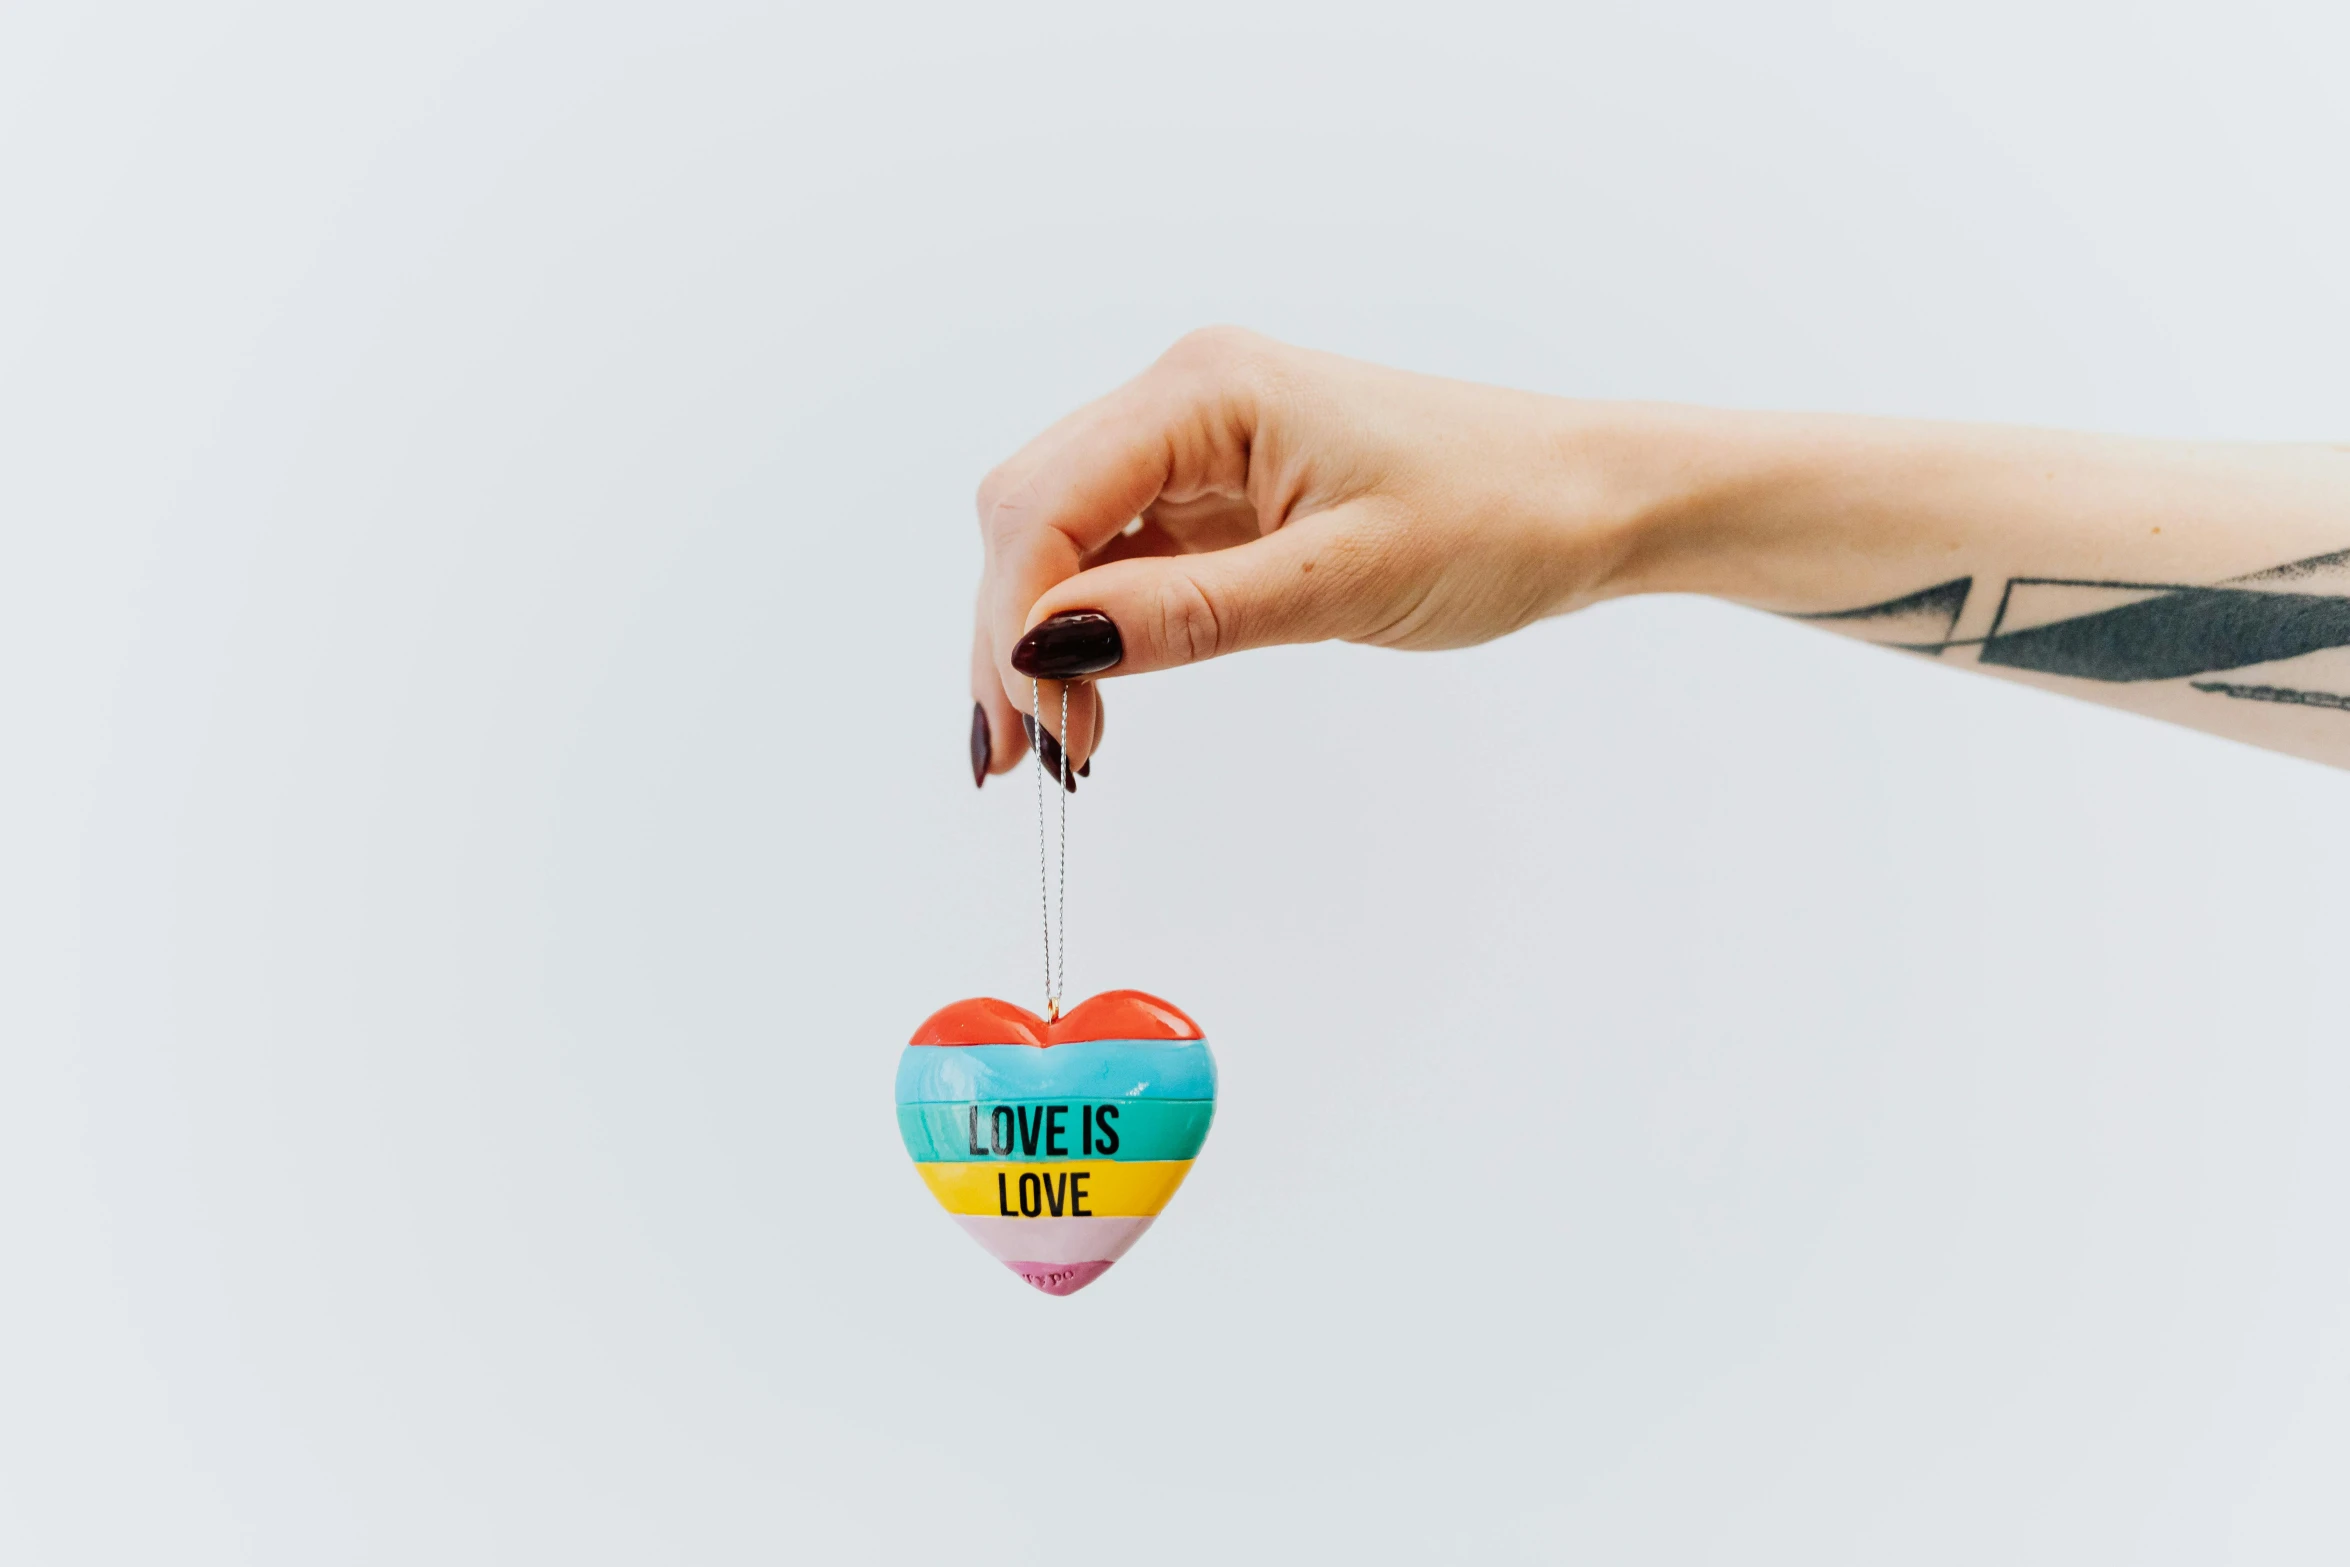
[
  {"left": 974, "top": 466, "right": 1015, "bottom": 529},
  {"left": 976, "top": 473, "right": 1038, "bottom": 548},
  {"left": 1159, "top": 324, "right": 1262, "bottom": 379},
  {"left": 1160, "top": 573, "right": 1228, "bottom": 665}
]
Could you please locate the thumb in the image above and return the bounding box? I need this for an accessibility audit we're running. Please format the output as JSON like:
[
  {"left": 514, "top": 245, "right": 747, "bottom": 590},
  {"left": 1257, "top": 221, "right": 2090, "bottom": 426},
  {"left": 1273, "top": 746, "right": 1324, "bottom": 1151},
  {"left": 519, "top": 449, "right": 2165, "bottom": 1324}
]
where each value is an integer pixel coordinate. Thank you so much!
[{"left": 1012, "top": 504, "right": 1394, "bottom": 678}]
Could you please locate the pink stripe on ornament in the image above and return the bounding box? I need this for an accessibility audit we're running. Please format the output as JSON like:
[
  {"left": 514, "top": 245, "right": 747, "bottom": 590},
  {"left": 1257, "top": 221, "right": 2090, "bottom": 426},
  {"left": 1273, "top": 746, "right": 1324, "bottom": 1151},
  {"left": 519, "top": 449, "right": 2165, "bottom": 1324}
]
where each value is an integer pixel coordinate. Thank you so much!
[{"left": 1006, "top": 1259, "right": 1114, "bottom": 1295}]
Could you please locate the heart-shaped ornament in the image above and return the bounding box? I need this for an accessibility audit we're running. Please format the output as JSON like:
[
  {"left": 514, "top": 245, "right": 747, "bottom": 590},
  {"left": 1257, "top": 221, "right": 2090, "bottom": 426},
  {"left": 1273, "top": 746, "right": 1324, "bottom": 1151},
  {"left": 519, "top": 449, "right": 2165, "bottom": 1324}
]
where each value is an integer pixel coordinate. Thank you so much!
[{"left": 896, "top": 990, "right": 1215, "bottom": 1296}]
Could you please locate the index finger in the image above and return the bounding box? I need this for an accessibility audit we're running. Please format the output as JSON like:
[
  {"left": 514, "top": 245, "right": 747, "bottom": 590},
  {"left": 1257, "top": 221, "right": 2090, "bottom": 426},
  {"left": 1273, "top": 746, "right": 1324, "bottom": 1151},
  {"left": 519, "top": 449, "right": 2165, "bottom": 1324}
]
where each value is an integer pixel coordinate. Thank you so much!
[{"left": 973, "top": 336, "right": 1263, "bottom": 741}]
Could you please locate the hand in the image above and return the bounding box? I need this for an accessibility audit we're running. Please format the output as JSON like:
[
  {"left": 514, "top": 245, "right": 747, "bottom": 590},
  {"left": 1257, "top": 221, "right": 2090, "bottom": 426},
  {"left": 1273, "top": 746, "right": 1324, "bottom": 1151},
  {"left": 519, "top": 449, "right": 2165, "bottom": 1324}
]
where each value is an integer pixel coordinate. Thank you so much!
[{"left": 966, "top": 327, "right": 1658, "bottom": 784}]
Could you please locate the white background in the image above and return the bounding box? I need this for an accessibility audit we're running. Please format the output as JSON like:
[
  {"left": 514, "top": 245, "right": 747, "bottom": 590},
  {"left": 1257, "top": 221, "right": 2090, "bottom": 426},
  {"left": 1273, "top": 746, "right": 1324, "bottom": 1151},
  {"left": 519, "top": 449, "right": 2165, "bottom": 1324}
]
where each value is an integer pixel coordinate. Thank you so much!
[{"left": 5, "top": 3, "right": 2348, "bottom": 1561}]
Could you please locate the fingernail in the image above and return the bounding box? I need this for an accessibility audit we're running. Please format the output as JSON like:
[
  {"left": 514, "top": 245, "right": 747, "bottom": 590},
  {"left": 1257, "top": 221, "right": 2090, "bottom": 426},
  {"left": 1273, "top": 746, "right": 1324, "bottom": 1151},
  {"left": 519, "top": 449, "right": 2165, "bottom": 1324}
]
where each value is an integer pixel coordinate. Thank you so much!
[
  {"left": 970, "top": 703, "right": 991, "bottom": 788},
  {"left": 1078, "top": 758, "right": 1090, "bottom": 777},
  {"left": 1011, "top": 611, "right": 1122, "bottom": 679},
  {"left": 1021, "top": 714, "right": 1079, "bottom": 792}
]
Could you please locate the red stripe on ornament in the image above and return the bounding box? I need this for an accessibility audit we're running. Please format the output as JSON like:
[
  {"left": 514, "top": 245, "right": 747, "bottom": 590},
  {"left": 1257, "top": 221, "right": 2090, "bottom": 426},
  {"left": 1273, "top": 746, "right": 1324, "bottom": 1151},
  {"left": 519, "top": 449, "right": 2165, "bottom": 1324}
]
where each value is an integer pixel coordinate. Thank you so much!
[{"left": 906, "top": 990, "right": 1203, "bottom": 1047}]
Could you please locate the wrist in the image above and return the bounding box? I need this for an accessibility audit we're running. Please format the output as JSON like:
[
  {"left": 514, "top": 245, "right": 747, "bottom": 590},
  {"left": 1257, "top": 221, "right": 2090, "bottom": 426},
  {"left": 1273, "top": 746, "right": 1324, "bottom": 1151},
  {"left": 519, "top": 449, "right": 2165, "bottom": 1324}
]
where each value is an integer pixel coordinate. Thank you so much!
[{"left": 1555, "top": 401, "right": 1775, "bottom": 605}]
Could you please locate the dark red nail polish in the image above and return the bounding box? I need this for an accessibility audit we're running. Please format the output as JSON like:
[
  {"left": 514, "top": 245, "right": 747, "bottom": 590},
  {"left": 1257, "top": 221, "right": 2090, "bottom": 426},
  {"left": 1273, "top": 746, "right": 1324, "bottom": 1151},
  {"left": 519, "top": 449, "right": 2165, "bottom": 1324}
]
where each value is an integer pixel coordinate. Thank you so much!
[
  {"left": 970, "top": 703, "right": 991, "bottom": 788},
  {"left": 1011, "top": 611, "right": 1123, "bottom": 679},
  {"left": 1021, "top": 714, "right": 1079, "bottom": 792}
]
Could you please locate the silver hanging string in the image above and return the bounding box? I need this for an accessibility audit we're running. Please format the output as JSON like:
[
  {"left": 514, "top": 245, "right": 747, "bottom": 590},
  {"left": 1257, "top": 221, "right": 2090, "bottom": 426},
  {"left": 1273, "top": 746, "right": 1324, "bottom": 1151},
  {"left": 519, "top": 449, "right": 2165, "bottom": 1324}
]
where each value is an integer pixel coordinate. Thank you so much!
[{"left": 1031, "top": 677, "right": 1071, "bottom": 1020}]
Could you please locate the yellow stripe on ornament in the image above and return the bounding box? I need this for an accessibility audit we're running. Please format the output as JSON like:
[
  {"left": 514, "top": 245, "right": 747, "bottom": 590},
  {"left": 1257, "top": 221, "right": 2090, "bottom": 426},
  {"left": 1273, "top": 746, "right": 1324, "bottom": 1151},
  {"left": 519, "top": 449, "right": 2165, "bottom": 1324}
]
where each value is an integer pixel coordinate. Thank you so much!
[{"left": 914, "top": 1159, "right": 1195, "bottom": 1219}]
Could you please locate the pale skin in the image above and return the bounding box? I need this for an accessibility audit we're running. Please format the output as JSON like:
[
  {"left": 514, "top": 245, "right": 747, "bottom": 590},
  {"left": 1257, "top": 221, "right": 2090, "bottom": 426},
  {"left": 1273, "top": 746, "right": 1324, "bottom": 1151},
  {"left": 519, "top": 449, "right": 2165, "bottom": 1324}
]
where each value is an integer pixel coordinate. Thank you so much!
[{"left": 971, "top": 327, "right": 2350, "bottom": 780}]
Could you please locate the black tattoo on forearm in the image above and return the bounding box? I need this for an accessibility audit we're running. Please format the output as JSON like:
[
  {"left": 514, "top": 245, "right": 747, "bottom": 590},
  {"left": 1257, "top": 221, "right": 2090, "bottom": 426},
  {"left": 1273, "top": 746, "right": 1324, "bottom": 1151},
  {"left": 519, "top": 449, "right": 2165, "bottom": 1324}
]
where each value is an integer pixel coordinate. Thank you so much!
[
  {"left": 1793, "top": 548, "right": 2350, "bottom": 710},
  {"left": 1792, "top": 577, "right": 1971, "bottom": 652},
  {"left": 2188, "top": 680, "right": 2350, "bottom": 712}
]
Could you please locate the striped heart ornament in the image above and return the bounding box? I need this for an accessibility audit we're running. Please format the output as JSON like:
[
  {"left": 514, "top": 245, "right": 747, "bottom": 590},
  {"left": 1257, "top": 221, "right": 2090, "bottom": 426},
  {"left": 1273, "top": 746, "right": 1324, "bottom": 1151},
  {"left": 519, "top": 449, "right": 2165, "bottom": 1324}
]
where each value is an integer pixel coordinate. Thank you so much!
[{"left": 896, "top": 990, "right": 1215, "bottom": 1296}]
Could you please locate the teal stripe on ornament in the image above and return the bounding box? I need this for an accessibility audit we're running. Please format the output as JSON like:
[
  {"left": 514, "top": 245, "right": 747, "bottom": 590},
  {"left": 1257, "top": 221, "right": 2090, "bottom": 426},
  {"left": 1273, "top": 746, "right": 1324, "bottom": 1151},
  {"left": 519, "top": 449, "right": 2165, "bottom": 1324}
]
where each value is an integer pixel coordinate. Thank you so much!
[{"left": 894, "top": 1039, "right": 1217, "bottom": 1105}]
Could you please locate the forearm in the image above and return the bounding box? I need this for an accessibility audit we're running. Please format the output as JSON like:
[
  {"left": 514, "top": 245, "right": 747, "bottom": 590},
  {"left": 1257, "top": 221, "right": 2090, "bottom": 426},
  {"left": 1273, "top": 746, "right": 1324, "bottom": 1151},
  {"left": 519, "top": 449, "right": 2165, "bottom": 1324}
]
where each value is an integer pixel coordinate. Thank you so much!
[
  {"left": 1598, "top": 408, "right": 2350, "bottom": 768},
  {"left": 967, "top": 332, "right": 2350, "bottom": 780}
]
